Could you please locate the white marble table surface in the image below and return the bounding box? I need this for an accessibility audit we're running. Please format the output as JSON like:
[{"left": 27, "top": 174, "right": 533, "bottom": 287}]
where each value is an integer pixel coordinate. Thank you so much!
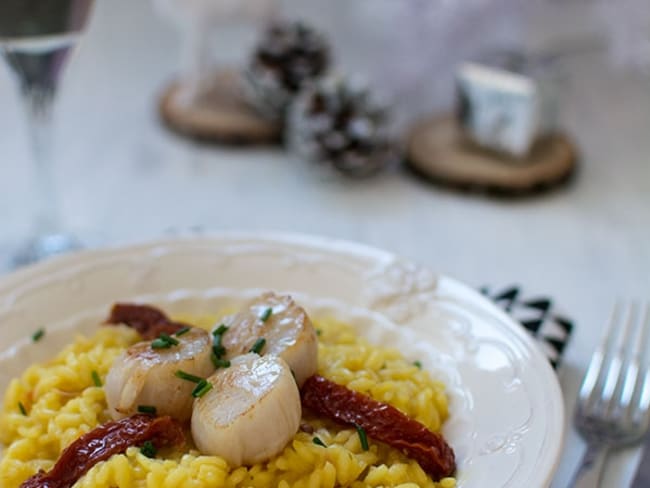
[{"left": 0, "top": 2, "right": 649, "bottom": 486}]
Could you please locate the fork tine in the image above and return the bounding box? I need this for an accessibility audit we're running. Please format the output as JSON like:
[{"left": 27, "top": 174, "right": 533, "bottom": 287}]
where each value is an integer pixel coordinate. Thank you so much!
[
  {"left": 611, "top": 303, "right": 646, "bottom": 417},
  {"left": 579, "top": 303, "right": 622, "bottom": 409},
  {"left": 631, "top": 303, "right": 650, "bottom": 423},
  {"left": 600, "top": 304, "right": 637, "bottom": 413},
  {"left": 634, "top": 369, "right": 650, "bottom": 424}
]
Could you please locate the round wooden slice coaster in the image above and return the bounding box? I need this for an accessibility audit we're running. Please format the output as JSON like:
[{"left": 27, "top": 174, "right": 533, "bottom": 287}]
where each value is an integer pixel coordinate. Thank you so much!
[
  {"left": 406, "top": 115, "right": 578, "bottom": 196},
  {"left": 159, "top": 68, "right": 281, "bottom": 145}
]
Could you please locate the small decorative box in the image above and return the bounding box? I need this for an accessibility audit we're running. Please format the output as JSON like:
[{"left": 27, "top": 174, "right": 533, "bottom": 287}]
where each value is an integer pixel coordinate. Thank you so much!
[{"left": 456, "top": 54, "right": 559, "bottom": 159}]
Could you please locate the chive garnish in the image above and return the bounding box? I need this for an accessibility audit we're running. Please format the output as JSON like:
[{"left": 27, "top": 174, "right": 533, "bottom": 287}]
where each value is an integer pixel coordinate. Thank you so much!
[
  {"left": 413, "top": 360, "right": 422, "bottom": 369},
  {"left": 259, "top": 307, "right": 273, "bottom": 322},
  {"left": 250, "top": 338, "right": 266, "bottom": 355},
  {"left": 213, "top": 332, "right": 224, "bottom": 347},
  {"left": 212, "top": 326, "right": 228, "bottom": 359},
  {"left": 32, "top": 329, "right": 45, "bottom": 342},
  {"left": 151, "top": 333, "right": 179, "bottom": 350},
  {"left": 175, "top": 370, "right": 203, "bottom": 383},
  {"left": 18, "top": 402, "right": 27, "bottom": 416},
  {"left": 212, "top": 324, "right": 229, "bottom": 336},
  {"left": 140, "top": 441, "right": 157, "bottom": 458},
  {"left": 213, "top": 330, "right": 226, "bottom": 352},
  {"left": 91, "top": 370, "right": 102, "bottom": 387},
  {"left": 192, "top": 379, "right": 213, "bottom": 398},
  {"left": 151, "top": 338, "right": 169, "bottom": 349},
  {"left": 160, "top": 333, "right": 179, "bottom": 346},
  {"left": 316, "top": 329, "right": 322, "bottom": 336},
  {"left": 354, "top": 423, "right": 369, "bottom": 451},
  {"left": 137, "top": 405, "right": 157, "bottom": 415},
  {"left": 312, "top": 437, "right": 327, "bottom": 448},
  {"left": 211, "top": 357, "right": 231, "bottom": 369},
  {"left": 212, "top": 344, "right": 226, "bottom": 359},
  {"left": 175, "top": 326, "right": 191, "bottom": 337}
]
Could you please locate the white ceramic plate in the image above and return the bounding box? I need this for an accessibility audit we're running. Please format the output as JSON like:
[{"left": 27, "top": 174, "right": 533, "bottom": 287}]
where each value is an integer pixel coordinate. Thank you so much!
[{"left": 0, "top": 233, "right": 564, "bottom": 487}]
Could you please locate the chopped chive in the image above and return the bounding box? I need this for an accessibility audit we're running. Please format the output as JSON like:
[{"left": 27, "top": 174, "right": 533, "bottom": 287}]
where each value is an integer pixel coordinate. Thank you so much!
[
  {"left": 32, "top": 329, "right": 45, "bottom": 342},
  {"left": 312, "top": 437, "right": 327, "bottom": 448},
  {"left": 151, "top": 333, "right": 179, "bottom": 350},
  {"left": 213, "top": 332, "right": 225, "bottom": 349},
  {"left": 175, "top": 370, "right": 203, "bottom": 383},
  {"left": 175, "top": 326, "right": 191, "bottom": 337},
  {"left": 159, "top": 333, "right": 179, "bottom": 346},
  {"left": 211, "top": 357, "right": 231, "bottom": 369},
  {"left": 250, "top": 338, "right": 266, "bottom": 355},
  {"left": 91, "top": 370, "right": 102, "bottom": 387},
  {"left": 259, "top": 307, "right": 273, "bottom": 322},
  {"left": 212, "top": 324, "right": 229, "bottom": 336},
  {"left": 151, "top": 338, "right": 171, "bottom": 349},
  {"left": 212, "top": 344, "right": 226, "bottom": 359},
  {"left": 192, "top": 379, "right": 213, "bottom": 398},
  {"left": 137, "top": 405, "right": 157, "bottom": 415},
  {"left": 212, "top": 329, "right": 227, "bottom": 359},
  {"left": 354, "top": 423, "right": 369, "bottom": 451},
  {"left": 140, "top": 440, "right": 157, "bottom": 458},
  {"left": 18, "top": 402, "right": 27, "bottom": 416},
  {"left": 316, "top": 329, "right": 322, "bottom": 336},
  {"left": 413, "top": 360, "right": 422, "bottom": 370}
]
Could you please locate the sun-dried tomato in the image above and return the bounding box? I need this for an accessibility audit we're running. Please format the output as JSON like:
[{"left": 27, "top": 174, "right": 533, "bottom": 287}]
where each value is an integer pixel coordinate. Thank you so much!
[
  {"left": 20, "top": 415, "right": 184, "bottom": 488},
  {"left": 106, "top": 303, "right": 187, "bottom": 339},
  {"left": 300, "top": 375, "right": 456, "bottom": 480}
]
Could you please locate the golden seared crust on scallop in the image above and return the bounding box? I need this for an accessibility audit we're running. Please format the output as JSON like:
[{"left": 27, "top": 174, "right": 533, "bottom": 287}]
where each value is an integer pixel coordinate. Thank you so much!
[
  {"left": 191, "top": 353, "right": 301, "bottom": 466},
  {"left": 220, "top": 292, "right": 318, "bottom": 386},
  {"left": 105, "top": 327, "right": 214, "bottom": 421}
]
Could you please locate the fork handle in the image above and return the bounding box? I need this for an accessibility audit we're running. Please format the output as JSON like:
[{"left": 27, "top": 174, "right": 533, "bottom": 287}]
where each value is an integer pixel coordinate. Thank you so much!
[{"left": 568, "top": 443, "right": 608, "bottom": 488}]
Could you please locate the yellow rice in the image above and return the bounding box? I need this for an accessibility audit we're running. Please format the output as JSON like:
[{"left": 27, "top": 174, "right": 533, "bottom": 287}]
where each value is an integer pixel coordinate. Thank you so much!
[{"left": 0, "top": 314, "right": 456, "bottom": 488}]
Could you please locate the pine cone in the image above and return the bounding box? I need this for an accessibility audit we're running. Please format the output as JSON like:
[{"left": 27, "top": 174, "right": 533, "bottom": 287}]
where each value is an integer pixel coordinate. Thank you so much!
[
  {"left": 246, "top": 20, "right": 331, "bottom": 118},
  {"left": 288, "top": 77, "right": 396, "bottom": 178}
]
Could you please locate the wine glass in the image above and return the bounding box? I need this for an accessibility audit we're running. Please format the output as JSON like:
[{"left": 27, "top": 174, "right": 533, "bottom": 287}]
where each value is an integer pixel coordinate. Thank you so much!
[{"left": 0, "top": 0, "right": 95, "bottom": 268}]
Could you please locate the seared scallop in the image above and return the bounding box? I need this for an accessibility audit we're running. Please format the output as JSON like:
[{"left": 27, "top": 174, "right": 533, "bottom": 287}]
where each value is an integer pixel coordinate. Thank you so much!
[
  {"left": 105, "top": 327, "right": 214, "bottom": 421},
  {"left": 220, "top": 292, "right": 318, "bottom": 386},
  {"left": 191, "top": 353, "right": 301, "bottom": 466}
]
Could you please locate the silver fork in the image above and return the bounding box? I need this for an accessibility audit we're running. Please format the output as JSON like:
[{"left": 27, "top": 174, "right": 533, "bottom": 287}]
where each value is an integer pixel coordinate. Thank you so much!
[{"left": 569, "top": 303, "right": 650, "bottom": 487}]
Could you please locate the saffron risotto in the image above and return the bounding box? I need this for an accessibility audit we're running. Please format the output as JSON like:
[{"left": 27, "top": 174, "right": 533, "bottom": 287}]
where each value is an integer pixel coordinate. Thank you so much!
[{"left": 0, "top": 314, "right": 456, "bottom": 488}]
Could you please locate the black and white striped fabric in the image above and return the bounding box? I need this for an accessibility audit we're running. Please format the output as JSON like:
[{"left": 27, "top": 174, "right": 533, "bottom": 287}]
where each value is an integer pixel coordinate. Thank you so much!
[{"left": 481, "top": 285, "right": 573, "bottom": 369}]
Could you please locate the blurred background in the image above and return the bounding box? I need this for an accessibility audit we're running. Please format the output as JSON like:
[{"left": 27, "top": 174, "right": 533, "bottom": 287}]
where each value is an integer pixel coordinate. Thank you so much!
[
  {"left": 0, "top": 0, "right": 648, "bottom": 284},
  {"left": 0, "top": 0, "right": 648, "bottom": 287}
]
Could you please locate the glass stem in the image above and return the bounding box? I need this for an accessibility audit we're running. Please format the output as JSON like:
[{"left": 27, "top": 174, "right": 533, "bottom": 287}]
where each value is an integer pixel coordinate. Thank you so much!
[
  {"left": 21, "top": 82, "right": 62, "bottom": 235},
  {"left": 179, "top": 20, "right": 210, "bottom": 105}
]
